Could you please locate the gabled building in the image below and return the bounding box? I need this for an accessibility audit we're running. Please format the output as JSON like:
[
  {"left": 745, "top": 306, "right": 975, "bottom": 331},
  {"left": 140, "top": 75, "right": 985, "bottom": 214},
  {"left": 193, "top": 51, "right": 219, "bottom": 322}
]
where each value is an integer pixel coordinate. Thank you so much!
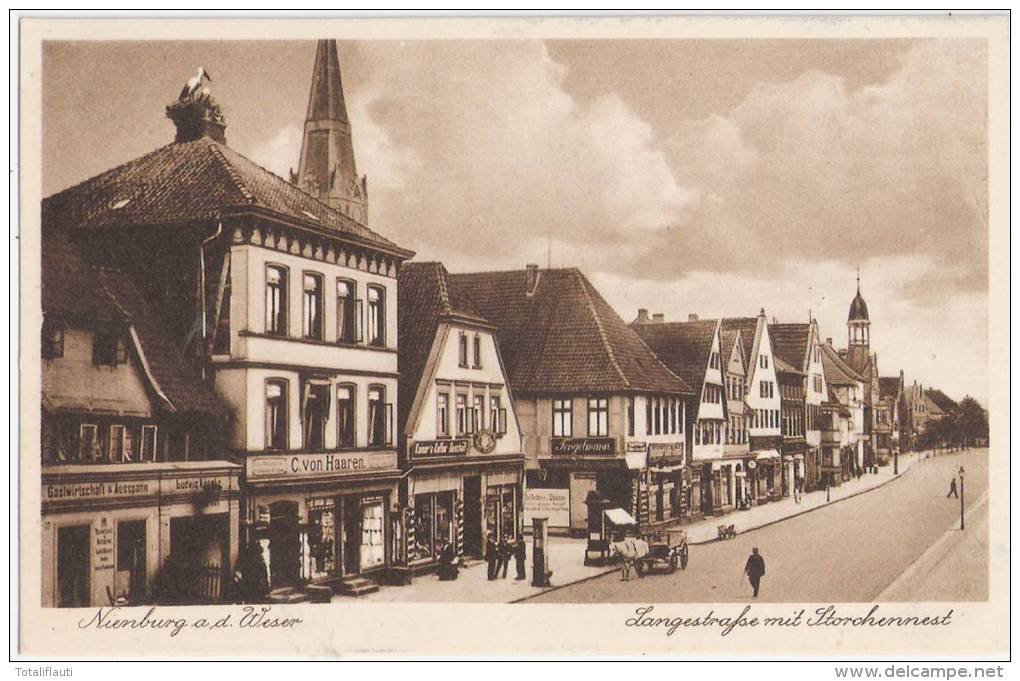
[
  {"left": 769, "top": 320, "right": 829, "bottom": 493},
  {"left": 720, "top": 328, "right": 751, "bottom": 506},
  {"left": 453, "top": 268, "right": 692, "bottom": 534},
  {"left": 40, "top": 230, "right": 241, "bottom": 608},
  {"left": 904, "top": 380, "right": 929, "bottom": 451},
  {"left": 395, "top": 262, "right": 524, "bottom": 575},
  {"left": 878, "top": 372, "right": 907, "bottom": 459},
  {"left": 720, "top": 312, "right": 782, "bottom": 503},
  {"left": 42, "top": 41, "right": 415, "bottom": 596},
  {"left": 820, "top": 343, "right": 868, "bottom": 479},
  {"left": 633, "top": 316, "right": 735, "bottom": 516}
]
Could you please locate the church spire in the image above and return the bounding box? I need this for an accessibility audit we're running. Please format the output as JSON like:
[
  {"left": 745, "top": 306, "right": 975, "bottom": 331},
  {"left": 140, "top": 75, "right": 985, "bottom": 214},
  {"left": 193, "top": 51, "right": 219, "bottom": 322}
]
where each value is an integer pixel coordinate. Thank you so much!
[{"left": 292, "top": 39, "right": 369, "bottom": 224}]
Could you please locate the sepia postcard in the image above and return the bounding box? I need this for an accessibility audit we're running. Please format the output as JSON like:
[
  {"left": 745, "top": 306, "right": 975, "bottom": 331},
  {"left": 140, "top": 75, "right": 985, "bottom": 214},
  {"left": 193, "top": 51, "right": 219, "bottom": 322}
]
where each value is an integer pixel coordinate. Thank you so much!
[{"left": 15, "top": 13, "right": 1010, "bottom": 658}]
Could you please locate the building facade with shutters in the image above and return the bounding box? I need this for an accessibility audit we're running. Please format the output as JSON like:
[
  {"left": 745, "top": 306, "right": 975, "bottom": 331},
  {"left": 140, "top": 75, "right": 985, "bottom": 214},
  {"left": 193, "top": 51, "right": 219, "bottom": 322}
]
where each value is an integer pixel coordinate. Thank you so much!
[{"left": 395, "top": 263, "right": 525, "bottom": 578}]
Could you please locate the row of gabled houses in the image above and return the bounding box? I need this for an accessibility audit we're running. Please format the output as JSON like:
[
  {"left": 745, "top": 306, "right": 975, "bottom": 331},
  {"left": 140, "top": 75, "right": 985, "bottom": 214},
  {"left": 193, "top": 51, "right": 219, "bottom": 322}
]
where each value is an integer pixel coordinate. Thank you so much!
[{"left": 38, "top": 40, "right": 950, "bottom": 608}]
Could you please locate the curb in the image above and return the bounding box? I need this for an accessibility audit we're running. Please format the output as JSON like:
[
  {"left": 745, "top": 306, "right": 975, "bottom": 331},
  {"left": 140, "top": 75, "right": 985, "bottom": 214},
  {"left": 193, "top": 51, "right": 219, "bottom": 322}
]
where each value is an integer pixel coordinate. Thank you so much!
[{"left": 512, "top": 460, "right": 915, "bottom": 604}]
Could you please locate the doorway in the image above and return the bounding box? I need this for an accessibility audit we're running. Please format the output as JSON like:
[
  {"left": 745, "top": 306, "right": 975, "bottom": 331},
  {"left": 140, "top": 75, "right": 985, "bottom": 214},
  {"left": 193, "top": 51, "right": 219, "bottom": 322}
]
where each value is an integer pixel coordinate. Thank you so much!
[
  {"left": 57, "top": 525, "right": 90, "bottom": 607},
  {"left": 268, "top": 502, "right": 301, "bottom": 588},
  {"left": 700, "top": 463, "right": 713, "bottom": 515},
  {"left": 342, "top": 497, "right": 361, "bottom": 575},
  {"left": 463, "top": 476, "right": 482, "bottom": 557},
  {"left": 116, "top": 520, "right": 146, "bottom": 601}
]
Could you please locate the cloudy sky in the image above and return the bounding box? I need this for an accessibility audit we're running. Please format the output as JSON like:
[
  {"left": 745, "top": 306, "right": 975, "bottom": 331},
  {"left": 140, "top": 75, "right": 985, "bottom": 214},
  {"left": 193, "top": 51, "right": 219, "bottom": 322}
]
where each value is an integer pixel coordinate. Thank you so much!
[{"left": 42, "top": 38, "right": 988, "bottom": 403}]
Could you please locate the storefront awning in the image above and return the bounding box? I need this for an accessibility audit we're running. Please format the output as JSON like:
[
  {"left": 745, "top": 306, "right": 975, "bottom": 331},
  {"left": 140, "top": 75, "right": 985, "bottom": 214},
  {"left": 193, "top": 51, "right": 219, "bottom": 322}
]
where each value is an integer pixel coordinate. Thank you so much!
[
  {"left": 605, "top": 507, "right": 637, "bottom": 526},
  {"left": 755, "top": 449, "right": 780, "bottom": 460},
  {"left": 650, "top": 464, "right": 685, "bottom": 474}
]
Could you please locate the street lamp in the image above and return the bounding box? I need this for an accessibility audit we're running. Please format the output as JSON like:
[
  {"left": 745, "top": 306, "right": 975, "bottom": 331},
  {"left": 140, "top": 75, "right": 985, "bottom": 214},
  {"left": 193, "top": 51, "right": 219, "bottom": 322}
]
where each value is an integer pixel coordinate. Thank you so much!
[{"left": 959, "top": 466, "right": 965, "bottom": 531}]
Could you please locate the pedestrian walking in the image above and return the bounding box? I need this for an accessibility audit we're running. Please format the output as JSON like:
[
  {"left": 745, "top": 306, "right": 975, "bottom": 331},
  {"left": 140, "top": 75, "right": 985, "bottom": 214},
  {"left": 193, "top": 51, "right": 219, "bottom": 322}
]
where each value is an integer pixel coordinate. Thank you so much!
[
  {"left": 498, "top": 536, "right": 511, "bottom": 579},
  {"left": 744, "top": 547, "right": 766, "bottom": 598},
  {"left": 485, "top": 532, "right": 498, "bottom": 580},
  {"left": 513, "top": 534, "right": 527, "bottom": 580},
  {"left": 947, "top": 478, "right": 959, "bottom": 499}
]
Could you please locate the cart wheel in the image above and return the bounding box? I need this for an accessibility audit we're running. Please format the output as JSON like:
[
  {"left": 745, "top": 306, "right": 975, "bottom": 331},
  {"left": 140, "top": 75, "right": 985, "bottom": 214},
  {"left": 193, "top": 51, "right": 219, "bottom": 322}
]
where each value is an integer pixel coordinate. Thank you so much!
[
  {"left": 680, "top": 544, "right": 689, "bottom": 570},
  {"left": 668, "top": 553, "right": 678, "bottom": 574}
]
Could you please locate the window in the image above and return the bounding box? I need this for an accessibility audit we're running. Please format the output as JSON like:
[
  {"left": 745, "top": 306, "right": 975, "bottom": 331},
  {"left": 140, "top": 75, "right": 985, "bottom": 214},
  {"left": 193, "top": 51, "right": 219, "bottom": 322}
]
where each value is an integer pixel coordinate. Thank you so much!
[
  {"left": 367, "top": 386, "right": 391, "bottom": 446},
  {"left": 302, "top": 273, "right": 324, "bottom": 340},
  {"left": 266, "top": 265, "right": 288, "bottom": 336},
  {"left": 490, "top": 395, "right": 507, "bottom": 435},
  {"left": 627, "top": 397, "right": 635, "bottom": 437},
  {"left": 587, "top": 398, "right": 609, "bottom": 437},
  {"left": 93, "top": 329, "right": 126, "bottom": 366},
  {"left": 367, "top": 286, "right": 386, "bottom": 347},
  {"left": 645, "top": 399, "right": 653, "bottom": 436},
  {"left": 759, "top": 354, "right": 769, "bottom": 369},
  {"left": 337, "top": 384, "right": 356, "bottom": 448},
  {"left": 336, "top": 279, "right": 357, "bottom": 343},
  {"left": 472, "top": 335, "right": 482, "bottom": 368},
  {"left": 437, "top": 393, "right": 450, "bottom": 437},
  {"left": 42, "top": 319, "right": 65, "bottom": 360},
  {"left": 140, "top": 425, "right": 158, "bottom": 461},
  {"left": 709, "top": 351, "right": 720, "bottom": 369},
  {"left": 78, "top": 423, "right": 99, "bottom": 461},
  {"left": 458, "top": 333, "right": 468, "bottom": 368},
  {"left": 456, "top": 394, "right": 468, "bottom": 436},
  {"left": 552, "top": 399, "right": 573, "bottom": 438},
  {"left": 109, "top": 425, "right": 125, "bottom": 462},
  {"left": 303, "top": 382, "right": 329, "bottom": 449},
  {"left": 266, "top": 380, "right": 288, "bottom": 450},
  {"left": 473, "top": 395, "right": 485, "bottom": 432}
]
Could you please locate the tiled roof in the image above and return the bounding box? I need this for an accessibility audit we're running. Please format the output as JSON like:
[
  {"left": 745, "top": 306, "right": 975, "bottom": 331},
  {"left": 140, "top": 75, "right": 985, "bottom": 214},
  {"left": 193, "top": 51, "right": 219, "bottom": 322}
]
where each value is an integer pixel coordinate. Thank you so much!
[
  {"left": 924, "top": 393, "right": 946, "bottom": 417},
  {"left": 819, "top": 343, "right": 865, "bottom": 386},
  {"left": 631, "top": 319, "right": 718, "bottom": 401},
  {"left": 451, "top": 268, "right": 691, "bottom": 396},
  {"left": 878, "top": 376, "right": 902, "bottom": 400},
  {"left": 720, "top": 318, "right": 759, "bottom": 368},
  {"left": 397, "top": 262, "right": 489, "bottom": 433},
  {"left": 42, "top": 232, "right": 227, "bottom": 417},
  {"left": 768, "top": 323, "right": 811, "bottom": 371},
  {"left": 841, "top": 345, "right": 873, "bottom": 377},
  {"left": 719, "top": 329, "right": 742, "bottom": 371},
  {"left": 774, "top": 356, "right": 803, "bottom": 375},
  {"left": 925, "top": 388, "right": 958, "bottom": 413},
  {"left": 42, "top": 137, "right": 409, "bottom": 255}
]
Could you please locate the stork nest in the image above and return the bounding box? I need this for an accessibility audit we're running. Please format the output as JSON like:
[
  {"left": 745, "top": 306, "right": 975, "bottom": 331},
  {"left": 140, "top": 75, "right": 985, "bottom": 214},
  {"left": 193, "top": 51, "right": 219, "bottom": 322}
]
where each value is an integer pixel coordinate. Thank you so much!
[{"left": 165, "top": 92, "right": 225, "bottom": 126}]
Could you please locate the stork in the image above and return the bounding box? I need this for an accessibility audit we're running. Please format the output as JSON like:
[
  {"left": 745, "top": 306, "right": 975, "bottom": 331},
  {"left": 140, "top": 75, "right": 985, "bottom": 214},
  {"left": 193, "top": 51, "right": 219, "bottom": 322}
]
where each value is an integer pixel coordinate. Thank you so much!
[{"left": 179, "top": 66, "right": 213, "bottom": 100}]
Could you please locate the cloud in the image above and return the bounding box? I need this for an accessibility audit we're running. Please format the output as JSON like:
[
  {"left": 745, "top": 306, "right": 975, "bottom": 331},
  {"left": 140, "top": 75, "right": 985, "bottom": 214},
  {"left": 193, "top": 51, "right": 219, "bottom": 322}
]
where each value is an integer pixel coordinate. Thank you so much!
[{"left": 248, "top": 125, "right": 302, "bottom": 179}]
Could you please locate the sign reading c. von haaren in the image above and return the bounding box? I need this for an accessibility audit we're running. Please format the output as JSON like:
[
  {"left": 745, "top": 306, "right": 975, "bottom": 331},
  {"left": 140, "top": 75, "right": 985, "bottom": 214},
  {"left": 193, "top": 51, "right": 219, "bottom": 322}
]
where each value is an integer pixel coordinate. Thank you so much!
[{"left": 550, "top": 438, "right": 616, "bottom": 457}]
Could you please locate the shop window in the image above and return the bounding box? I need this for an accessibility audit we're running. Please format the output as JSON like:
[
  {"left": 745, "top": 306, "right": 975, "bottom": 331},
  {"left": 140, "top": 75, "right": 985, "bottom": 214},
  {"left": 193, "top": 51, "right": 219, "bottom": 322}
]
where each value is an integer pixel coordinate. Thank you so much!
[
  {"left": 360, "top": 499, "right": 385, "bottom": 571},
  {"left": 367, "top": 386, "right": 392, "bottom": 447},
  {"left": 485, "top": 485, "right": 517, "bottom": 542},
  {"left": 489, "top": 395, "right": 504, "bottom": 435},
  {"left": 410, "top": 492, "right": 455, "bottom": 562},
  {"left": 337, "top": 384, "right": 356, "bottom": 448},
  {"left": 307, "top": 499, "right": 336, "bottom": 579},
  {"left": 456, "top": 394, "right": 468, "bottom": 436},
  {"left": 552, "top": 398, "right": 573, "bottom": 438},
  {"left": 303, "top": 382, "right": 330, "bottom": 449},
  {"left": 472, "top": 334, "right": 482, "bottom": 368},
  {"left": 140, "top": 425, "right": 158, "bottom": 461},
  {"left": 473, "top": 395, "right": 485, "bottom": 432},
  {"left": 78, "top": 423, "right": 99, "bottom": 462},
  {"left": 302, "top": 273, "right": 324, "bottom": 340},
  {"left": 336, "top": 279, "right": 358, "bottom": 343},
  {"left": 42, "top": 319, "right": 65, "bottom": 360},
  {"left": 437, "top": 392, "right": 450, "bottom": 437},
  {"left": 93, "top": 329, "right": 126, "bottom": 367},
  {"left": 109, "top": 425, "right": 125, "bottom": 463},
  {"left": 266, "top": 380, "right": 289, "bottom": 450},
  {"left": 265, "top": 265, "right": 288, "bottom": 336},
  {"left": 458, "top": 333, "right": 468, "bottom": 368},
  {"left": 367, "top": 286, "right": 386, "bottom": 347}
]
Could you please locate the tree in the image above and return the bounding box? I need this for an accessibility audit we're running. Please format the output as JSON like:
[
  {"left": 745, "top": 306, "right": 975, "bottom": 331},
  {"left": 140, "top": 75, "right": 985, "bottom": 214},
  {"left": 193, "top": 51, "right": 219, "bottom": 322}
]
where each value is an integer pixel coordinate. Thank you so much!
[{"left": 955, "top": 396, "right": 989, "bottom": 447}]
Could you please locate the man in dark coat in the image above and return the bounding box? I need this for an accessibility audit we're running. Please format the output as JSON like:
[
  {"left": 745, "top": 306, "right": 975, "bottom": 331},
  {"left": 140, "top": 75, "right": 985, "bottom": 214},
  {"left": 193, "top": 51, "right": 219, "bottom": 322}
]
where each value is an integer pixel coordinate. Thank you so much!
[
  {"left": 744, "top": 547, "right": 766, "bottom": 598},
  {"left": 498, "top": 536, "right": 511, "bottom": 579},
  {"left": 485, "top": 532, "right": 498, "bottom": 580},
  {"left": 947, "top": 478, "right": 959, "bottom": 498},
  {"left": 437, "top": 542, "right": 459, "bottom": 581},
  {"left": 513, "top": 534, "right": 527, "bottom": 580}
]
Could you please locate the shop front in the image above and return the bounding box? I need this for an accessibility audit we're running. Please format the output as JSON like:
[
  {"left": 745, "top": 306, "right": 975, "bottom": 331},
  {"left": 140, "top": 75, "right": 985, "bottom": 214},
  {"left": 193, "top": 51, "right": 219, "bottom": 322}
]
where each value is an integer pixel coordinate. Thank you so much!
[
  {"left": 644, "top": 442, "right": 686, "bottom": 526},
  {"left": 781, "top": 440, "right": 806, "bottom": 497},
  {"left": 747, "top": 450, "right": 781, "bottom": 502},
  {"left": 398, "top": 444, "right": 524, "bottom": 573},
  {"left": 242, "top": 450, "right": 400, "bottom": 588},
  {"left": 41, "top": 461, "right": 241, "bottom": 608}
]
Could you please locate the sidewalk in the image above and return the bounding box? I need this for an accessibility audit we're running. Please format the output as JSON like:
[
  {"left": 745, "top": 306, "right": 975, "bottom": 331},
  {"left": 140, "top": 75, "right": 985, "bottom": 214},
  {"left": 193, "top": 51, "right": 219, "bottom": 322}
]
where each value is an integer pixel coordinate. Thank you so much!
[{"left": 343, "top": 453, "right": 916, "bottom": 603}]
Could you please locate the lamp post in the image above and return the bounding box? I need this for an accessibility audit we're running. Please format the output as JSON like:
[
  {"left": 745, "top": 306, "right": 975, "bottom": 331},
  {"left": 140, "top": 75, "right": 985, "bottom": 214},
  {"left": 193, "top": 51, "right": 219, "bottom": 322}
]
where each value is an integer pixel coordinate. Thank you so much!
[
  {"left": 959, "top": 466, "right": 965, "bottom": 530},
  {"left": 826, "top": 472, "right": 831, "bottom": 503},
  {"left": 894, "top": 446, "right": 899, "bottom": 475}
]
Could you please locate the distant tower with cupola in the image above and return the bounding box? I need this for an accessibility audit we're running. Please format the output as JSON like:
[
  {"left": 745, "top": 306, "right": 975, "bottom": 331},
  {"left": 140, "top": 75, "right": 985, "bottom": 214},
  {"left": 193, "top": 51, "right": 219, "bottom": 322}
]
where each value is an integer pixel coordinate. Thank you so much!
[{"left": 847, "top": 266, "right": 870, "bottom": 348}]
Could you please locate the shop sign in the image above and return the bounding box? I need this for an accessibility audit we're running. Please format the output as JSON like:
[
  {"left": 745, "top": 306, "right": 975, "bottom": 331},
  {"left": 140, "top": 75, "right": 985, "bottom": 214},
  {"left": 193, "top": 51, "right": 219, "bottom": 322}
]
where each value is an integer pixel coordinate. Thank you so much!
[
  {"left": 247, "top": 451, "right": 398, "bottom": 480},
  {"left": 44, "top": 477, "right": 157, "bottom": 503},
  {"left": 93, "top": 516, "right": 115, "bottom": 572},
  {"left": 626, "top": 441, "right": 648, "bottom": 453},
  {"left": 550, "top": 438, "right": 616, "bottom": 457},
  {"left": 411, "top": 439, "right": 469, "bottom": 458},
  {"left": 523, "top": 489, "right": 569, "bottom": 527},
  {"left": 649, "top": 442, "right": 685, "bottom": 465},
  {"left": 160, "top": 475, "right": 234, "bottom": 496}
]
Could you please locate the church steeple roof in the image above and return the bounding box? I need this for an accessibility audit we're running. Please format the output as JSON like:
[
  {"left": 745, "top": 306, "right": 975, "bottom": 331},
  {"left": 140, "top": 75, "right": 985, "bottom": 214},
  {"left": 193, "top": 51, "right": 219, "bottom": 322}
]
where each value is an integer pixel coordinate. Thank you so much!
[
  {"left": 306, "top": 39, "right": 350, "bottom": 124},
  {"left": 848, "top": 268, "right": 869, "bottom": 322}
]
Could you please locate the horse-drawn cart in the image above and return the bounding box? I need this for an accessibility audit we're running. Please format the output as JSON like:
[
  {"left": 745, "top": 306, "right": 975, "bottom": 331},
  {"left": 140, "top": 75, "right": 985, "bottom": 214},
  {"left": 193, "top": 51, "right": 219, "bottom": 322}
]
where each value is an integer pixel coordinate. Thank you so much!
[{"left": 636, "top": 529, "right": 689, "bottom": 575}]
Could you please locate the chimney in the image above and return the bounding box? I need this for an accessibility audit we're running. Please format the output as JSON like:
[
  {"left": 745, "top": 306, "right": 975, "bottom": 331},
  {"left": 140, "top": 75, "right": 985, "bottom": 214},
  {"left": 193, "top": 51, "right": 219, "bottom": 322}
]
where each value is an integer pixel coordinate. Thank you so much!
[
  {"left": 166, "top": 90, "right": 226, "bottom": 144},
  {"left": 687, "top": 314, "right": 699, "bottom": 322},
  {"left": 826, "top": 337, "right": 833, "bottom": 346},
  {"left": 525, "top": 264, "right": 540, "bottom": 297},
  {"left": 635, "top": 308, "right": 650, "bottom": 324},
  {"left": 759, "top": 307, "right": 766, "bottom": 318},
  {"left": 653, "top": 313, "right": 665, "bottom": 323}
]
